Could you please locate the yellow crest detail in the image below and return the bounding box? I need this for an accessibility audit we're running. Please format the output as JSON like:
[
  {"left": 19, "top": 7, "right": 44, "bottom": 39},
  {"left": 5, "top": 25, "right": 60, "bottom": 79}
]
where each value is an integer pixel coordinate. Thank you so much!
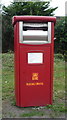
[{"left": 32, "top": 73, "right": 38, "bottom": 80}]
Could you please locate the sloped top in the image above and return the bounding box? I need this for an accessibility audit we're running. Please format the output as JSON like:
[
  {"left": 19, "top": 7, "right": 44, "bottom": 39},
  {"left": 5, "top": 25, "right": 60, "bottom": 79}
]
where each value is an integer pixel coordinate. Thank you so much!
[{"left": 12, "top": 16, "right": 56, "bottom": 26}]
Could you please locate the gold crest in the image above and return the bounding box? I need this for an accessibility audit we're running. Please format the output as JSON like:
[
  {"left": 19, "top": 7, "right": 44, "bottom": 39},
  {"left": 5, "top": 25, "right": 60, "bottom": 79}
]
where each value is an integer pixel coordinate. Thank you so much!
[{"left": 32, "top": 73, "right": 38, "bottom": 80}]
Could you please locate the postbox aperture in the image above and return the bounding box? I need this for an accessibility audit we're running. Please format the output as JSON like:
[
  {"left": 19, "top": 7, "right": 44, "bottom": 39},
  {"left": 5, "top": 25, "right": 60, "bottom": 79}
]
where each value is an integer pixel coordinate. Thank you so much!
[{"left": 19, "top": 22, "right": 51, "bottom": 44}]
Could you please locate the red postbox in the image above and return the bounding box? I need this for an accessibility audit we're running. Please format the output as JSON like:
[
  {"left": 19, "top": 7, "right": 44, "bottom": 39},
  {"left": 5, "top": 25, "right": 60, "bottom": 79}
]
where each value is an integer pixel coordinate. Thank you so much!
[{"left": 12, "top": 16, "right": 56, "bottom": 107}]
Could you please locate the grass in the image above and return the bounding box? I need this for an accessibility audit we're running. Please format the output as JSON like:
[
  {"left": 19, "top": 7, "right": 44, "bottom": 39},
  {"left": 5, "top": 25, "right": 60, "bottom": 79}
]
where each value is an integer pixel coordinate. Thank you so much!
[
  {"left": 53, "top": 57, "right": 65, "bottom": 104},
  {"left": 2, "top": 53, "right": 66, "bottom": 118},
  {"left": 20, "top": 110, "right": 45, "bottom": 117},
  {"left": 2, "top": 53, "right": 14, "bottom": 100}
]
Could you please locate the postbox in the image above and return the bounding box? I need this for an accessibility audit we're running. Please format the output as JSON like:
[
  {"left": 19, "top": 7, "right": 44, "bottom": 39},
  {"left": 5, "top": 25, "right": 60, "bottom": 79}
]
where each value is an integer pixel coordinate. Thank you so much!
[{"left": 12, "top": 16, "right": 56, "bottom": 107}]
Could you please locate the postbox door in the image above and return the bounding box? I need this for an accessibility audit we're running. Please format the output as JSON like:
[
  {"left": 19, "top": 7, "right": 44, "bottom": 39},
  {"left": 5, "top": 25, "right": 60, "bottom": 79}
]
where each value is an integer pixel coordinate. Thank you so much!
[{"left": 19, "top": 45, "right": 51, "bottom": 107}]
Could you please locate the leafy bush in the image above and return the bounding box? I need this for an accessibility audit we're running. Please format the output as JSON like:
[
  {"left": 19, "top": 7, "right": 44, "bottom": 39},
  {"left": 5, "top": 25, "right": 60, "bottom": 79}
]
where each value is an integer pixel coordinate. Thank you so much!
[
  {"left": 55, "top": 17, "right": 67, "bottom": 54},
  {"left": 54, "top": 54, "right": 64, "bottom": 60}
]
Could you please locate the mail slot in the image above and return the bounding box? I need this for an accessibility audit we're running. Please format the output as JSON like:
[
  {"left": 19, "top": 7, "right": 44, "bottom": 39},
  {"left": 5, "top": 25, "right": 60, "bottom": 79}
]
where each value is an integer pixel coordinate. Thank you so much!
[
  {"left": 19, "top": 22, "right": 51, "bottom": 44},
  {"left": 12, "top": 16, "right": 56, "bottom": 107}
]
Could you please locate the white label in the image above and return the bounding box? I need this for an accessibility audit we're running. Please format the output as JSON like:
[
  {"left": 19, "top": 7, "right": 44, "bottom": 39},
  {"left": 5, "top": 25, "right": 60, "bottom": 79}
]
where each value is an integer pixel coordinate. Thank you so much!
[{"left": 28, "top": 53, "right": 43, "bottom": 63}]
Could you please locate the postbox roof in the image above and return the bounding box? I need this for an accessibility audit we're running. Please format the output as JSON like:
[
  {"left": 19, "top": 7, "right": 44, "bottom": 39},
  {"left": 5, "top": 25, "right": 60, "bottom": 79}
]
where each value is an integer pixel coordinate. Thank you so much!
[{"left": 12, "top": 16, "right": 56, "bottom": 26}]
